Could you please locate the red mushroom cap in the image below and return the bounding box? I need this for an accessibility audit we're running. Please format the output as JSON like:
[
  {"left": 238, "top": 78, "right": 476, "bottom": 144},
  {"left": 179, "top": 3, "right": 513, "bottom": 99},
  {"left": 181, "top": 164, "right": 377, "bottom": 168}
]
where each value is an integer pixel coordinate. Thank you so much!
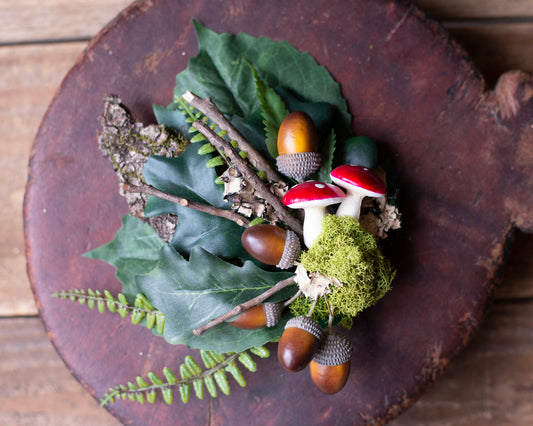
[
  {"left": 330, "top": 165, "right": 386, "bottom": 197},
  {"left": 282, "top": 180, "right": 346, "bottom": 209}
]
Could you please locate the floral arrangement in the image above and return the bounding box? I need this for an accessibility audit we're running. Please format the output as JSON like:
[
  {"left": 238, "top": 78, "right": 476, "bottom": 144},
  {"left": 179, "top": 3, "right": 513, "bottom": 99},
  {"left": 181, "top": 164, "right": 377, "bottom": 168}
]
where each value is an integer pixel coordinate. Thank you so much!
[{"left": 54, "top": 20, "right": 400, "bottom": 405}]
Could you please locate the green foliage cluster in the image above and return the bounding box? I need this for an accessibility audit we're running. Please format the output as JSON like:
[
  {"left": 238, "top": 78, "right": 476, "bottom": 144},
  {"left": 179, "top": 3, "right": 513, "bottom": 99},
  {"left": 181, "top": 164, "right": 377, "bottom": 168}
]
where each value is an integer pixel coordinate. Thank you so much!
[
  {"left": 291, "top": 215, "right": 395, "bottom": 326},
  {"left": 53, "top": 289, "right": 165, "bottom": 334},
  {"left": 56, "top": 20, "right": 398, "bottom": 407},
  {"left": 100, "top": 346, "right": 270, "bottom": 406}
]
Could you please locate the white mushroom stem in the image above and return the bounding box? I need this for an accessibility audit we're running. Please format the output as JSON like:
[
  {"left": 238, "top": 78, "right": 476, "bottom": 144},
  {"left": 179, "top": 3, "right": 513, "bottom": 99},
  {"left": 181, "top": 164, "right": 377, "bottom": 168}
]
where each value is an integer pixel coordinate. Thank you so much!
[
  {"left": 335, "top": 189, "right": 367, "bottom": 219},
  {"left": 302, "top": 206, "right": 328, "bottom": 248}
]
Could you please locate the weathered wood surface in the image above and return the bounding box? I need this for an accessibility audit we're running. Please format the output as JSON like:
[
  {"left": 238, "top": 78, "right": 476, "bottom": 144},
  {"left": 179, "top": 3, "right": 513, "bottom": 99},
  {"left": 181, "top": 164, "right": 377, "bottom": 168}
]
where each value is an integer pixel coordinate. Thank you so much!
[
  {"left": 416, "top": 0, "right": 533, "bottom": 19},
  {"left": 0, "top": 0, "right": 531, "bottom": 424},
  {"left": 0, "top": 43, "right": 85, "bottom": 317},
  {"left": 0, "top": 0, "right": 132, "bottom": 44}
]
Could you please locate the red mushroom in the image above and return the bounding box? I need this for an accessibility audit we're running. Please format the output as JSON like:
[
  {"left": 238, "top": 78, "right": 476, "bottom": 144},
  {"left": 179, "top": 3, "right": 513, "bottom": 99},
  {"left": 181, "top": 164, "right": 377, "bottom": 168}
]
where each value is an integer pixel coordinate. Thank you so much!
[
  {"left": 330, "top": 165, "right": 386, "bottom": 219},
  {"left": 282, "top": 181, "right": 345, "bottom": 248}
]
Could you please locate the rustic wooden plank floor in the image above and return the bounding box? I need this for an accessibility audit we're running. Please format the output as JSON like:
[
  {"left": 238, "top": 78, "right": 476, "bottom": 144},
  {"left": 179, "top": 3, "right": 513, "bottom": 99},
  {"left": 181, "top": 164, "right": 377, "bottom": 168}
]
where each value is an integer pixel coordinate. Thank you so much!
[{"left": 1, "top": 0, "right": 532, "bottom": 424}]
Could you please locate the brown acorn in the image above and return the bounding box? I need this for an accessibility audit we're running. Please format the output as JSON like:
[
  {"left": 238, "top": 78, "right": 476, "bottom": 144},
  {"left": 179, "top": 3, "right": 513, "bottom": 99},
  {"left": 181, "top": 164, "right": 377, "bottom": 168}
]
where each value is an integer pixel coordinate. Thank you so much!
[
  {"left": 241, "top": 224, "right": 301, "bottom": 269},
  {"left": 278, "top": 316, "right": 323, "bottom": 372},
  {"left": 227, "top": 303, "right": 282, "bottom": 329},
  {"left": 309, "top": 332, "right": 353, "bottom": 394},
  {"left": 276, "top": 111, "right": 321, "bottom": 182}
]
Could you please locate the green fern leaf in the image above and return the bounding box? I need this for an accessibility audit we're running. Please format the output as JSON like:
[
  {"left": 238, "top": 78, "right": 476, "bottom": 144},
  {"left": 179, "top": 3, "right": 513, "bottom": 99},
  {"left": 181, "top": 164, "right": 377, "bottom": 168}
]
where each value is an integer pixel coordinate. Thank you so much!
[{"left": 249, "top": 63, "right": 289, "bottom": 159}]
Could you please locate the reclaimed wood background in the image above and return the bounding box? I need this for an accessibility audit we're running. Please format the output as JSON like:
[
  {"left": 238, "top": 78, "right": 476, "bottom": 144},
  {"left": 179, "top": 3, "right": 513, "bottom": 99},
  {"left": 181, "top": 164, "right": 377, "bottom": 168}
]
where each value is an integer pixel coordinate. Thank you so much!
[{"left": 1, "top": 0, "right": 532, "bottom": 424}]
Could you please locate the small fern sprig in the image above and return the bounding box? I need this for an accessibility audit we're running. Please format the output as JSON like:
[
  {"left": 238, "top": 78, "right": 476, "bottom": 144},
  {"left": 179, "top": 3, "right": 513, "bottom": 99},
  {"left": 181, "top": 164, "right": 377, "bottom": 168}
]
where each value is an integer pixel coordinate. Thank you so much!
[
  {"left": 175, "top": 96, "right": 247, "bottom": 174},
  {"left": 52, "top": 289, "right": 165, "bottom": 334},
  {"left": 100, "top": 346, "right": 270, "bottom": 406}
]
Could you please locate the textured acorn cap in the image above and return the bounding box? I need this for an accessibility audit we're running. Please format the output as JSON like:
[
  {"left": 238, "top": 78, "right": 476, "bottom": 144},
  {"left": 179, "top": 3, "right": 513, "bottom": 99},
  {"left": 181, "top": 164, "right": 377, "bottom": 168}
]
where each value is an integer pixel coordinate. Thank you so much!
[
  {"left": 276, "top": 230, "right": 301, "bottom": 269},
  {"left": 276, "top": 152, "right": 321, "bottom": 182},
  {"left": 263, "top": 303, "right": 283, "bottom": 327},
  {"left": 285, "top": 315, "right": 323, "bottom": 340},
  {"left": 312, "top": 332, "right": 353, "bottom": 366}
]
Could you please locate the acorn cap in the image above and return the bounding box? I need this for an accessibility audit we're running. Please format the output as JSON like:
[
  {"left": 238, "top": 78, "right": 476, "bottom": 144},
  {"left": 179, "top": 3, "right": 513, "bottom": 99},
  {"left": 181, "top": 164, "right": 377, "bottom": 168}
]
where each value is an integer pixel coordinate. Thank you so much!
[
  {"left": 276, "top": 229, "right": 301, "bottom": 269},
  {"left": 285, "top": 316, "right": 323, "bottom": 340},
  {"left": 312, "top": 332, "right": 353, "bottom": 366},
  {"left": 263, "top": 302, "right": 283, "bottom": 327},
  {"left": 276, "top": 151, "right": 321, "bottom": 182}
]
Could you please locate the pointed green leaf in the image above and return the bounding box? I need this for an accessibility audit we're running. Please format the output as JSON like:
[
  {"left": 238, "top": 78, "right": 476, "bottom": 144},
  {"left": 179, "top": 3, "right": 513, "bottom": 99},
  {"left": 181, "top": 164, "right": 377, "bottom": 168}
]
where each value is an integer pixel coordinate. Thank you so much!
[
  {"left": 137, "top": 245, "right": 296, "bottom": 352},
  {"left": 225, "top": 362, "right": 246, "bottom": 387},
  {"left": 84, "top": 215, "right": 164, "bottom": 302},
  {"left": 214, "top": 370, "right": 230, "bottom": 395},
  {"left": 174, "top": 20, "right": 350, "bottom": 132},
  {"left": 192, "top": 379, "right": 204, "bottom": 400},
  {"left": 249, "top": 64, "right": 288, "bottom": 158},
  {"left": 315, "top": 128, "right": 337, "bottom": 183},
  {"left": 162, "top": 387, "right": 173, "bottom": 405},
  {"left": 142, "top": 144, "right": 250, "bottom": 260},
  {"left": 204, "top": 375, "right": 217, "bottom": 398},
  {"left": 163, "top": 367, "right": 178, "bottom": 384}
]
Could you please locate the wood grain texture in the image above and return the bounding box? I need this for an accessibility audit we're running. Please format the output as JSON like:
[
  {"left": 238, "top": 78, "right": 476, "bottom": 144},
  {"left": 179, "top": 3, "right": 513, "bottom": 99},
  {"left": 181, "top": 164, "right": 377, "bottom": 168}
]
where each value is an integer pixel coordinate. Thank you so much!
[
  {"left": 0, "top": 317, "right": 118, "bottom": 425},
  {"left": 0, "top": 43, "right": 85, "bottom": 316},
  {"left": 0, "top": 0, "right": 531, "bottom": 424},
  {"left": 0, "top": 0, "right": 132, "bottom": 44},
  {"left": 393, "top": 298, "right": 533, "bottom": 425},
  {"left": 416, "top": 0, "right": 533, "bottom": 19},
  {"left": 22, "top": 0, "right": 533, "bottom": 424},
  {"left": 447, "top": 23, "right": 533, "bottom": 87}
]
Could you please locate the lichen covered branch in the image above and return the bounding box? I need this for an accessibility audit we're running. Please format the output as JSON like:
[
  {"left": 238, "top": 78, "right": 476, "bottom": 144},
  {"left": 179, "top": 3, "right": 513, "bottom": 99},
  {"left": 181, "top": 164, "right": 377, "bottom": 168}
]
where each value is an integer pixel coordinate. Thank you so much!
[
  {"left": 123, "top": 182, "right": 251, "bottom": 228},
  {"left": 192, "top": 119, "right": 303, "bottom": 238},
  {"left": 182, "top": 91, "right": 282, "bottom": 183}
]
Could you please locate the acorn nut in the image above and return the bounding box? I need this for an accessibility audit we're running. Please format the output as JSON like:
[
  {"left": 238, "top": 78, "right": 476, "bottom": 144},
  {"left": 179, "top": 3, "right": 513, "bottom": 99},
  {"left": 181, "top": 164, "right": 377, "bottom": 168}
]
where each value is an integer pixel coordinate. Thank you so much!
[
  {"left": 276, "top": 111, "right": 321, "bottom": 182},
  {"left": 278, "top": 316, "right": 323, "bottom": 372},
  {"left": 309, "top": 332, "right": 353, "bottom": 394},
  {"left": 228, "top": 303, "right": 283, "bottom": 329},
  {"left": 241, "top": 224, "right": 301, "bottom": 269}
]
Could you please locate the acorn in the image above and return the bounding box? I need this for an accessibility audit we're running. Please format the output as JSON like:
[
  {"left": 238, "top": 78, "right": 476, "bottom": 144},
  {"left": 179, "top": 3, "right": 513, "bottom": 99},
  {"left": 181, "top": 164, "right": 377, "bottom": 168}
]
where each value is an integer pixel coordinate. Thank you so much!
[
  {"left": 309, "top": 332, "right": 353, "bottom": 394},
  {"left": 276, "top": 111, "right": 321, "bottom": 182},
  {"left": 278, "top": 316, "right": 323, "bottom": 372},
  {"left": 227, "top": 303, "right": 283, "bottom": 329},
  {"left": 241, "top": 224, "right": 301, "bottom": 269}
]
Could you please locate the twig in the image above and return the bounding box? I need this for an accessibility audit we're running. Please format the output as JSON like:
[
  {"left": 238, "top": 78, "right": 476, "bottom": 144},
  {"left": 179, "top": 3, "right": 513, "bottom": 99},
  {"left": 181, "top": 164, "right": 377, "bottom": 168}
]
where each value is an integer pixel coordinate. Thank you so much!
[
  {"left": 193, "top": 276, "right": 296, "bottom": 336},
  {"left": 182, "top": 91, "right": 283, "bottom": 183},
  {"left": 191, "top": 120, "right": 303, "bottom": 238},
  {"left": 122, "top": 182, "right": 250, "bottom": 228},
  {"left": 282, "top": 289, "right": 302, "bottom": 308}
]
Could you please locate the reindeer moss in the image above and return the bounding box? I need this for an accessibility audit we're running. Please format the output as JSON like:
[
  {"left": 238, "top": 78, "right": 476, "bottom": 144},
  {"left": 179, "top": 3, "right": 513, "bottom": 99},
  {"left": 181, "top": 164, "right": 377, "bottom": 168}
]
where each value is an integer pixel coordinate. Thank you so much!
[{"left": 290, "top": 215, "right": 395, "bottom": 326}]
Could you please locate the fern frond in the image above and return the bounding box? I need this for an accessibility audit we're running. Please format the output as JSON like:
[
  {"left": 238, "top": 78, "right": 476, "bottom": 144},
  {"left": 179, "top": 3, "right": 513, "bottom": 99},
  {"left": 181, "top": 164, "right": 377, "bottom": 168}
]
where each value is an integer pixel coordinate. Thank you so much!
[
  {"left": 175, "top": 96, "right": 247, "bottom": 171},
  {"left": 100, "top": 346, "right": 270, "bottom": 406},
  {"left": 52, "top": 289, "right": 165, "bottom": 333}
]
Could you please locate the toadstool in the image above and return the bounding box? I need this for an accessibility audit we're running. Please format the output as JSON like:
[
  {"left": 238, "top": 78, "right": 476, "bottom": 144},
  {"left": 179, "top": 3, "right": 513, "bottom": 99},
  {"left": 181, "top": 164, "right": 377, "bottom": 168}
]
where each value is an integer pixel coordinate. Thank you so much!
[
  {"left": 282, "top": 180, "right": 345, "bottom": 248},
  {"left": 330, "top": 165, "right": 386, "bottom": 220}
]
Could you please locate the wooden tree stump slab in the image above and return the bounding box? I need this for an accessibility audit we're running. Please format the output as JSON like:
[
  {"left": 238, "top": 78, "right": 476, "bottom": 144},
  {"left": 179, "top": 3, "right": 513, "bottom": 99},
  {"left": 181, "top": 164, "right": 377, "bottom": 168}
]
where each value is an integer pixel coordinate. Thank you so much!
[{"left": 24, "top": 0, "right": 533, "bottom": 424}]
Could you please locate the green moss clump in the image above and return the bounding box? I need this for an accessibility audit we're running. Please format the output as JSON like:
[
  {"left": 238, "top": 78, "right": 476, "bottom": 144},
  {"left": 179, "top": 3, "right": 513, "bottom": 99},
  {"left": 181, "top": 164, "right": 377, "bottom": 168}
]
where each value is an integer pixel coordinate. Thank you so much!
[{"left": 290, "top": 215, "right": 395, "bottom": 326}]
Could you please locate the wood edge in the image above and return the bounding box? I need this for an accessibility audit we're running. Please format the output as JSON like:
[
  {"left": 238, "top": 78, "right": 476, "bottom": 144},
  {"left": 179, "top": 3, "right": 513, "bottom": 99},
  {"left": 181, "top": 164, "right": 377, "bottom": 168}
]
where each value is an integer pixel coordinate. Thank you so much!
[
  {"left": 479, "top": 70, "right": 533, "bottom": 120},
  {"left": 21, "top": 1, "right": 154, "bottom": 419},
  {"left": 22, "top": 1, "right": 528, "bottom": 424},
  {"left": 479, "top": 70, "right": 533, "bottom": 233}
]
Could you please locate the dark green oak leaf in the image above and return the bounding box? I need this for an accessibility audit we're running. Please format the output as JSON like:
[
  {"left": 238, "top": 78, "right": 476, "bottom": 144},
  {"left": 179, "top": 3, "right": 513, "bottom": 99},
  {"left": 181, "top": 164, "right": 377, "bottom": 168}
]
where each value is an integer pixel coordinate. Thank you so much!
[
  {"left": 173, "top": 20, "right": 351, "bottom": 129},
  {"left": 84, "top": 215, "right": 164, "bottom": 303},
  {"left": 142, "top": 144, "right": 249, "bottom": 260},
  {"left": 137, "top": 244, "right": 296, "bottom": 352}
]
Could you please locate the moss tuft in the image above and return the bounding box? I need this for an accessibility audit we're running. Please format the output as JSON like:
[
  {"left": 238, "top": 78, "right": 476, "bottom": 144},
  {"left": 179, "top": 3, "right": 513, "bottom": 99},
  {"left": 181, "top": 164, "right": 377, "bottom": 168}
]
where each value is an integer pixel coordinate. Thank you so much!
[{"left": 291, "top": 215, "right": 394, "bottom": 325}]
